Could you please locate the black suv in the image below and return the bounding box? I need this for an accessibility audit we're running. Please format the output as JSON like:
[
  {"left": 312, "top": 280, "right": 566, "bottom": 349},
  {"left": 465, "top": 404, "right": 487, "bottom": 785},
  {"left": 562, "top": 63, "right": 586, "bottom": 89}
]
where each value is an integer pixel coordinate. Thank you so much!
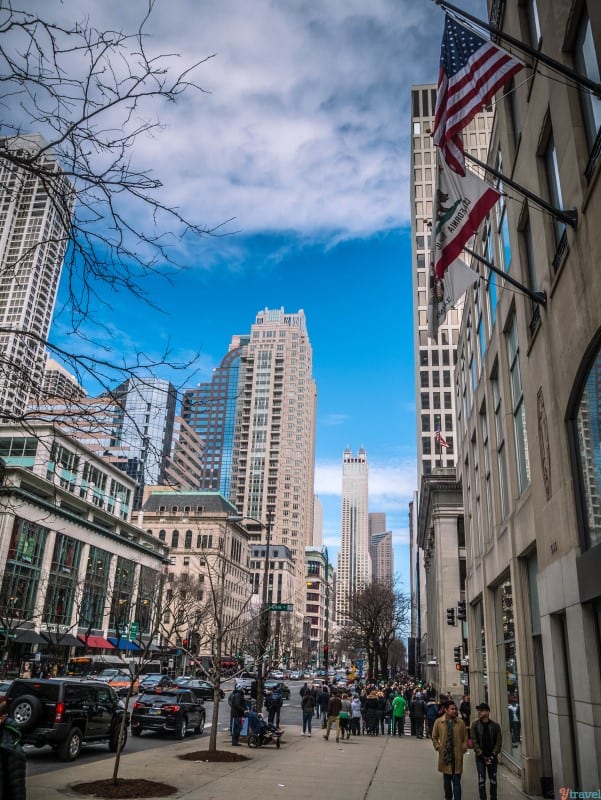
[
  {"left": 5, "top": 678, "right": 128, "bottom": 761},
  {"left": 131, "top": 688, "right": 205, "bottom": 738}
]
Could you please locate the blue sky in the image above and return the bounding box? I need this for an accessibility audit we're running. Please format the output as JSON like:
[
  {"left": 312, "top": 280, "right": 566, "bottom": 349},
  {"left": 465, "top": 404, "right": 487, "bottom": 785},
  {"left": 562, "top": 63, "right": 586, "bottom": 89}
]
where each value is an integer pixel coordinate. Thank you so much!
[{"left": 30, "top": 0, "right": 486, "bottom": 585}]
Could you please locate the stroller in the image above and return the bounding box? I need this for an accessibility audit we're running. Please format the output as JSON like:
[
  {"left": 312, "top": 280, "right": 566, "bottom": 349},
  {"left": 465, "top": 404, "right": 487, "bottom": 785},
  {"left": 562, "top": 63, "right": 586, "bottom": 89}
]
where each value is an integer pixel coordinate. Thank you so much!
[{"left": 246, "top": 709, "right": 283, "bottom": 749}]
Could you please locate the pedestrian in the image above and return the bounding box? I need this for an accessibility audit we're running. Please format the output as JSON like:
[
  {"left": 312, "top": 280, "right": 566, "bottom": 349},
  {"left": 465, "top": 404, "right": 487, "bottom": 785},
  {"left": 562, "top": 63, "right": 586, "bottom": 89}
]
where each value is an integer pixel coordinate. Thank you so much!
[
  {"left": 471, "top": 702, "right": 502, "bottom": 800},
  {"left": 364, "top": 689, "right": 379, "bottom": 735},
  {"left": 459, "top": 694, "right": 471, "bottom": 730},
  {"left": 350, "top": 694, "right": 362, "bottom": 736},
  {"left": 0, "top": 700, "right": 26, "bottom": 800},
  {"left": 384, "top": 690, "right": 393, "bottom": 734},
  {"left": 323, "top": 690, "right": 342, "bottom": 742},
  {"left": 432, "top": 700, "right": 468, "bottom": 800},
  {"left": 425, "top": 693, "right": 439, "bottom": 738},
  {"left": 318, "top": 686, "right": 330, "bottom": 728},
  {"left": 391, "top": 690, "right": 407, "bottom": 736},
  {"left": 410, "top": 690, "right": 426, "bottom": 739},
  {"left": 301, "top": 688, "right": 315, "bottom": 736},
  {"left": 300, "top": 682, "right": 310, "bottom": 698},
  {"left": 339, "top": 692, "right": 352, "bottom": 740},
  {"left": 376, "top": 691, "right": 386, "bottom": 735},
  {"left": 228, "top": 686, "right": 246, "bottom": 746}
]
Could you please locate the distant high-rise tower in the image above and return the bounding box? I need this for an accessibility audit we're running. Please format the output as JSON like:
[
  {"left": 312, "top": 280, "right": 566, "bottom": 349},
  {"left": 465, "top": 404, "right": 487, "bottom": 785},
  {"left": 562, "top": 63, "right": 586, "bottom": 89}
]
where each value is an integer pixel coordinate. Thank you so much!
[
  {"left": 0, "top": 135, "right": 74, "bottom": 418},
  {"left": 181, "top": 334, "right": 250, "bottom": 496},
  {"left": 337, "top": 447, "right": 371, "bottom": 625},
  {"left": 370, "top": 531, "right": 393, "bottom": 587},
  {"left": 187, "top": 308, "right": 317, "bottom": 637},
  {"left": 368, "top": 512, "right": 387, "bottom": 537},
  {"left": 42, "top": 357, "right": 86, "bottom": 401}
]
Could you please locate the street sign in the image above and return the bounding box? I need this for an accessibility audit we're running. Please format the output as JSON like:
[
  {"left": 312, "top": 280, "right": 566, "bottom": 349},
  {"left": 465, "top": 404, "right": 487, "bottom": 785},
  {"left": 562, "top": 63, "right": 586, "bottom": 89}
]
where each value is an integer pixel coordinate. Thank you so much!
[
  {"left": 129, "top": 622, "right": 139, "bottom": 639},
  {"left": 269, "top": 603, "right": 293, "bottom": 612}
]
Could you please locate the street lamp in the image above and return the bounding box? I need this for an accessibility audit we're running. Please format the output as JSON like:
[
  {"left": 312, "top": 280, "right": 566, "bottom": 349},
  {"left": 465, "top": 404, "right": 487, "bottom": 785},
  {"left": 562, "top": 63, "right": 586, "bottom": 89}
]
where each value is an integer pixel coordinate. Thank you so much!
[{"left": 256, "top": 508, "right": 274, "bottom": 711}]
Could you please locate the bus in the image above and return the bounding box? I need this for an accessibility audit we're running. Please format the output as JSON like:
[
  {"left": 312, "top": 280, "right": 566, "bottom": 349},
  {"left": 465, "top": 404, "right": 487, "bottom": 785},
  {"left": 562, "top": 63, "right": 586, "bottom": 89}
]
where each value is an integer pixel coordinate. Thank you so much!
[{"left": 66, "top": 654, "right": 127, "bottom": 676}]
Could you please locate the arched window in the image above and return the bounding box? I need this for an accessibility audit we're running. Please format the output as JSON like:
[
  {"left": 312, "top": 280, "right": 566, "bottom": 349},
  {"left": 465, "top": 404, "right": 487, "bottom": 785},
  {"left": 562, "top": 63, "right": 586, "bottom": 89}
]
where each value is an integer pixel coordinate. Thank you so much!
[
  {"left": 571, "top": 333, "right": 601, "bottom": 550},
  {"left": 172, "top": 530, "right": 179, "bottom": 548},
  {"left": 185, "top": 530, "right": 192, "bottom": 548},
  {"left": 158, "top": 530, "right": 166, "bottom": 542}
]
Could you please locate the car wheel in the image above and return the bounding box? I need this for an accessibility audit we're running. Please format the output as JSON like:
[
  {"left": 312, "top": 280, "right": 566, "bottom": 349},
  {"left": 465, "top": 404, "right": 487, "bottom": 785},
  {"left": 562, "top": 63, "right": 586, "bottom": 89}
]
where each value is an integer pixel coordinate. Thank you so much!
[
  {"left": 131, "top": 725, "right": 142, "bottom": 737},
  {"left": 9, "top": 694, "right": 43, "bottom": 731},
  {"left": 109, "top": 723, "right": 128, "bottom": 753},
  {"left": 194, "top": 713, "right": 205, "bottom": 735},
  {"left": 247, "top": 733, "right": 259, "bottom": 748},
  {"left": 58, "top": 727, "right": 83, "bottom": 762},
  {"left": 176, "top": 717, "right": 187, "bottom": 739}
]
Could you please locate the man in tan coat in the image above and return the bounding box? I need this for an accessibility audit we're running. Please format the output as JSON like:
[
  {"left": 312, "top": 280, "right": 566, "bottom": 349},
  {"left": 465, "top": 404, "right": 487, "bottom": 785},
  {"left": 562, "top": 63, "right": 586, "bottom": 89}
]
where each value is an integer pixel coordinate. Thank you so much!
[{"left": 432, "top": 700, "right": 468, "bottom": 800}]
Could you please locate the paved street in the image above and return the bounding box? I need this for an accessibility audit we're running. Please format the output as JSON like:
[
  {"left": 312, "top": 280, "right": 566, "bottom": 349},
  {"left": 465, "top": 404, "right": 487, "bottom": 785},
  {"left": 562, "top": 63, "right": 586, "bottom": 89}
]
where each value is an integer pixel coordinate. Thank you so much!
[{"left": 24, "top": 682, "right": 542, "bottom": 798}]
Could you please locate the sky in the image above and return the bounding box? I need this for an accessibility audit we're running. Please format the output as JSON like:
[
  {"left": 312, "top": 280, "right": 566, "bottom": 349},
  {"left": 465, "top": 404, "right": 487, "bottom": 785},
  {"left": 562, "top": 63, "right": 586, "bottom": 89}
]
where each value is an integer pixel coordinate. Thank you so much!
[{"left": 17, "top": 0, "right": 486, "bottom": 585}]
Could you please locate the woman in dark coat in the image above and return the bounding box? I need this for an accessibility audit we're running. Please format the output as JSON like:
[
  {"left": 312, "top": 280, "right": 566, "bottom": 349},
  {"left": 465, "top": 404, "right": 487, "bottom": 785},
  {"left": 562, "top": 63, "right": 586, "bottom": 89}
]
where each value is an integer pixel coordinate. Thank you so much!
[{"left": 364, "top": 690, "right": 379, "bottom": 735}]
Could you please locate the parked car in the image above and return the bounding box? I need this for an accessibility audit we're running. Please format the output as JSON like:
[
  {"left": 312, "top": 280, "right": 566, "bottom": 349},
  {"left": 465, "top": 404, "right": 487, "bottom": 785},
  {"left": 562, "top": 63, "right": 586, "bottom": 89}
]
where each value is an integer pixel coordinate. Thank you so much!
[
  {"left": 5, "top": 678, "right": 128, "bottom": 761},
  {"left": 139, "top": 674, "right": 173, "bottom": 691},
  {"left": 234, "top": 671, "right": 257, "bottom": 695},
  {"left": 172, "top": 678, "right": 224, "bottom": 701},
  {"left": 269, "top": 670, "right": 285, "bottom": 680},
  {"left": 289, "top": 670, "right": 302, "bottom": 680},
  {"left": 131, "top": 689, "right": 205, "bottom": 738},
  {"left": 264, "top": 680, "right": 290, "bottom": 700}
]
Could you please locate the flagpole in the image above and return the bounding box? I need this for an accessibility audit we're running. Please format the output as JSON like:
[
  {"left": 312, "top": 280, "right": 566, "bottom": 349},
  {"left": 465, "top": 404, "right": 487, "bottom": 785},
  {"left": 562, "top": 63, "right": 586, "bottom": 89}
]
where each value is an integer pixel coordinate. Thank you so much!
[
  {"left": 435, "top": 414, "right": 441, "bottom": 469},
  {"left": 433, "top": 0, "right": 601, "bottom": 98},
  {"left": 462, "top": 150, "right": 578, "bottom": 230},
  {"left": 464, "top": 247, "right": 547, "bottom": 307}
]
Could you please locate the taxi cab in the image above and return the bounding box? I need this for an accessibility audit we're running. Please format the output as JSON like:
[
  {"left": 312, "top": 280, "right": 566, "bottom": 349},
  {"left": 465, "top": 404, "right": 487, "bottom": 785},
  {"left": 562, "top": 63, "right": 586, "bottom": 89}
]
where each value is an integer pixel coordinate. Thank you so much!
[{"left": 108, "top": 671, "right": 139, "bottom": 697}]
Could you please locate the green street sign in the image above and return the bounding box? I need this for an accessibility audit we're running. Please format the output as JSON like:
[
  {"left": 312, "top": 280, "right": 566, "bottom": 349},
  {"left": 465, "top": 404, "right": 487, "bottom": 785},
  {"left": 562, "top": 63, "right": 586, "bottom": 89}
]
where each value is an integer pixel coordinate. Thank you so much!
[
  {"left": 129, "top": 622, "right": 139, "bottom": 639},
  {"left": 269, "top": 603, "right": 293, "bottom": 612}
]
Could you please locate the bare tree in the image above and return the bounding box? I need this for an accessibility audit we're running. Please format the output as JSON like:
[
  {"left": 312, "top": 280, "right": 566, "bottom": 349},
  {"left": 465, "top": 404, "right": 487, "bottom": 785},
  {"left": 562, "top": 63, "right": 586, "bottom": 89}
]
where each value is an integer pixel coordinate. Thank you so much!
[
  {"left": 0, "top": 1, "right": 226, "bottom": 424},
  {"left": 338, "top": 582, "right": 410, "bottom": 681}
]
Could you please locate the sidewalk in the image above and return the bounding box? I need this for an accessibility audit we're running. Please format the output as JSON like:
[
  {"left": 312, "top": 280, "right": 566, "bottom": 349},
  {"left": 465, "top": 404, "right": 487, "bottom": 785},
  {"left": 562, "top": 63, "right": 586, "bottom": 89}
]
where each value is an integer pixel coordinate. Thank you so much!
[{"left": 28, "top": 725, "right": 542, "bottom": 800}]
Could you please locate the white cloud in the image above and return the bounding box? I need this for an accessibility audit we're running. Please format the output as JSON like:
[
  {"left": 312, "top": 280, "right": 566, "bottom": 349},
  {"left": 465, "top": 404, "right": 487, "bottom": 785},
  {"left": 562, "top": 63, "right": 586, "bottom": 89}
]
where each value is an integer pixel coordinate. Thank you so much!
[
  {"left": 13, "top": 0, "right": 486, "bottom": 251},
  {"left": 315, "top": 456, "right": 416, "bottom": 501},
  {"left": 321, "top": 413, "right": 351, "bottom": 426}
]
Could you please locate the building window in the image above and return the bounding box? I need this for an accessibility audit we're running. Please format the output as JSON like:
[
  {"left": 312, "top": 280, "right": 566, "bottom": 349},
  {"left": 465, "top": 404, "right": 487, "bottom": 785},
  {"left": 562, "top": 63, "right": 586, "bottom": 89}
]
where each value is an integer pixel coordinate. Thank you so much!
[
  {"left": 541, "top": 126, "right": 566, "bottom": 250},
  {"left": 496, "top": 577, "right": 521, "bottom": 764},
  {"left": 495, "top": 150, "right": 511, "bottom": 273},
  {"left": 506, "top": 316, "right": 530, "bottom": 494},
  {"left": 172, "top": 530, "right": 179, "bottom": 548},
  {"left": 492, "top": 371, "right": 509, "bottom": 519},
  {"left": 572, "top": 338, "right": 601, "bottom": 549},
  {"left": 574, "top": 7, "right": 601, "bottom": 156}
]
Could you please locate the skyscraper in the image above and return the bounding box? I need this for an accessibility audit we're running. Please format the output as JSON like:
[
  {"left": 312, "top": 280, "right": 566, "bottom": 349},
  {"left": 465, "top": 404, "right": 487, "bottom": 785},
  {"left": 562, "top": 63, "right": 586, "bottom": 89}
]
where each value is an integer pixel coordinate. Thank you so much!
[
  {"left": 0, "top": 134, "right": 74, "bottom": 419},
  {"left": 185, "top": 308, "right": 317, "bottom": 640},
  {"left": 336, "top": 447, "right": 371, "bottom": 625},
  {"left": 181, "top": 334, "right": 250, "bottom": 496}
]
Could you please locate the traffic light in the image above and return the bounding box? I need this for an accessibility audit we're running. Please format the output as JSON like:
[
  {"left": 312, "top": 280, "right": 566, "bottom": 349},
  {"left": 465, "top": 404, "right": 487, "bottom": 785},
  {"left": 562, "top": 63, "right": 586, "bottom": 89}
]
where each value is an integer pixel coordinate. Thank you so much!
[
  {"left": 446, "top": 607, "right": 456, "bottom": 626},
  {"left": 323, "top": 644, "right": 329, "bottom": 668},
  {"left": 182, "top": 638, "right": 189, "bottom": 649},
  {"left": 457, "top": 600, "right": 467, "bottom": 621},
  {"left": 453, "top": 646, "right": 461, "bottom": 664}
]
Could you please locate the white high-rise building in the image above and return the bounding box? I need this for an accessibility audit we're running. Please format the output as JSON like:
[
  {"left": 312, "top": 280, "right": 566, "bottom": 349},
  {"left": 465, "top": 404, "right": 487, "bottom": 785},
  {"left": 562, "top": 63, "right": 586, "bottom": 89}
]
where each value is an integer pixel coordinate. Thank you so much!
[
  {"left": 336, "top": 447, "right": 371, "bottom": 625},
  {"left": 229, "top": 308, "right": 317, "bottom": 638},
  {"left": 0, "top": 135, "right": 74, "bottom": 418}
]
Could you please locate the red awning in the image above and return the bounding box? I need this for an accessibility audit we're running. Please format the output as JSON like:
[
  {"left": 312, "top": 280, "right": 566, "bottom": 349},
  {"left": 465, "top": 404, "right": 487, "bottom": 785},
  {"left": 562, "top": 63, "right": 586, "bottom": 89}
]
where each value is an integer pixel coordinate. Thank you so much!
[{"left": 78, "top": 635, "right": 115, "bottom": 649}]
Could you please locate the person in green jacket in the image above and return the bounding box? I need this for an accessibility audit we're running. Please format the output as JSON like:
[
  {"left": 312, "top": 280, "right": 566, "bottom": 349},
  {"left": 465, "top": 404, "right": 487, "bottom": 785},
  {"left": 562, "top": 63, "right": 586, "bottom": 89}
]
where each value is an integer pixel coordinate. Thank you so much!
[{"left": 391, "top": 692, "right": 406, "bottom": 736}]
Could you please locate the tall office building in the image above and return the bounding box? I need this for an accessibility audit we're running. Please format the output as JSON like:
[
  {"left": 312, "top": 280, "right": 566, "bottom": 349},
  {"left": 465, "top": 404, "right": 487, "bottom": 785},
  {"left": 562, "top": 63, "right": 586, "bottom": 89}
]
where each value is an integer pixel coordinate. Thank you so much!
[
  {"left": 41, "top": 357, "right": 86, "bottom": 401},
  {"left": 410, "top": 85, "right": 493, "bottom": 478},
  {"left": 181, "top": 334, "right": 250, "bottom": 496},
  {"left": 336, "top": 447, "right": 371, "bottom": 625},
  {"left": 188, "top": 309, "right": 317, "bottom": 640},
  {"left": 368, "top": 512, "right": 387, "bottom": 537},
  {"left": 410, "top": 86, "right": 493, "bottom": 685},
  {"left": 370, "top": 531, "right": 393, "bottom": 587},
  {"left": 0, "top": 134, "right": 74, "bottom": 419}
]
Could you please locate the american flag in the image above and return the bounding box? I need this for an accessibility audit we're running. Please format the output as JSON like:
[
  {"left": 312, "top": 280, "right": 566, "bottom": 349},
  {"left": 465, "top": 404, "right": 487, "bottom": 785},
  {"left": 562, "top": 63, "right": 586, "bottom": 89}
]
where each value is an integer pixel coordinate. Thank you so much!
[
  {"left": 435, "top": 430, "right": 449, "bottom": 449},
  {"left": 433, "top": 14, "right": 523, "bottom": 174}
]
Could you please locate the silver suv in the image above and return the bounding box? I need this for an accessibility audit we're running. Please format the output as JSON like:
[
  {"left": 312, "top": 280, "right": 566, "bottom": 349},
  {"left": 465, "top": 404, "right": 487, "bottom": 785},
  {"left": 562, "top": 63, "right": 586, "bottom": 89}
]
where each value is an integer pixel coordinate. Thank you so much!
[{"left": 234, "top": 671, "right": 257, "bottom": 695}]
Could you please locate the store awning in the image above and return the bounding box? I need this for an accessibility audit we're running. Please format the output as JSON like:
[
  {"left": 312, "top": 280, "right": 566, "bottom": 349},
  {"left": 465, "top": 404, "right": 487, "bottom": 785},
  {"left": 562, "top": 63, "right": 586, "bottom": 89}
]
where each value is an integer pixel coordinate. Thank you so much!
[
  {"left": 41, "top": 632, "right": 83, "bottom": 647},
  {"left": 107, "top": 637, "right": 141, "bottom": 652},
  {"left": 78, "top": 635, "right": 115, "bottom": 650},
  {"left": 14, "top": 630, "right": 45, "bottom": 644}
]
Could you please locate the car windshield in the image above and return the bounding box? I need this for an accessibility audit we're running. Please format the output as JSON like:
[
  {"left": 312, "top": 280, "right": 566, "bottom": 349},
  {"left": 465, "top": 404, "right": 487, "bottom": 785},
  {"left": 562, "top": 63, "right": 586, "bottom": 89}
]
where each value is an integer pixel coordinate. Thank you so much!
[
  {"left": 10, "top": 680, "right": 60, "bottom": 701},
  {"left": 138, "top": 693, "right": 180, "bottom": 705}
]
